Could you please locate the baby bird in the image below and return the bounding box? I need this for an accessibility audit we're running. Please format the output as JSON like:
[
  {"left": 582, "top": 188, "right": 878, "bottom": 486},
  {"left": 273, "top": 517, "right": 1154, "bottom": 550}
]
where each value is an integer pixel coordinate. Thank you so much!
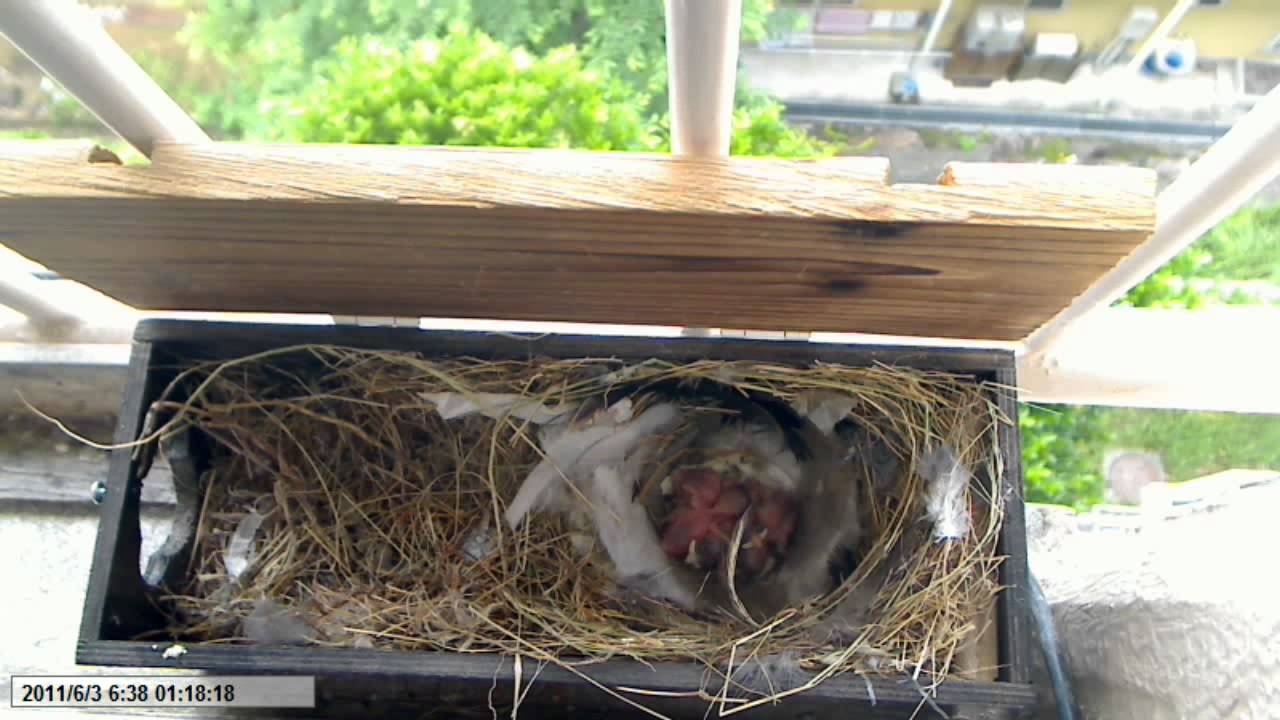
[
  {"left": 501, "top": 373, "right": 867, "bottom": 621},
  {"left": 660, "top": 465, "right": 798, "bottom": 577},
  {"left": 606, "top": 376, "right": 866, "bottom": 619}
]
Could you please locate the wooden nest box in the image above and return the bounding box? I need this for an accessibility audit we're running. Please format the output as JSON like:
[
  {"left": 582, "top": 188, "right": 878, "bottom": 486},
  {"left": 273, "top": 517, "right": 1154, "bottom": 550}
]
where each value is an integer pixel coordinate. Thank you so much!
[{"left": 0, "top": 141, "right": 1156, "bottom": 719}]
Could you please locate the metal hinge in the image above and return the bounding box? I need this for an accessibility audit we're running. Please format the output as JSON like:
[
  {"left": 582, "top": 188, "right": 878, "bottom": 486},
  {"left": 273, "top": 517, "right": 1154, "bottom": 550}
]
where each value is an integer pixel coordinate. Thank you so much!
[
  {"left": 331, "top": 315, "right": 420, "bottom": 328},
  {"left": 686, "top": 328, "right": 812, "bottom": 341}
]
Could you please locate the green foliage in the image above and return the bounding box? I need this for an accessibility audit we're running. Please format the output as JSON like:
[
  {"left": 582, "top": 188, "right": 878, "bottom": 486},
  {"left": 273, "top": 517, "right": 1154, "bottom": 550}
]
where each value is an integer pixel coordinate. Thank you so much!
[
  {"left": 1106, "top": 409, "right": 1280, "bottom": 482},
  {"left": 1118, "top": 203, "right": 1280, "bottom": 309},
  {"left": 1019, "top": 404, "right": 1112, "bottom": 510},
  {"left": 1021, "top": 403, "right": 1280, "bottom": 510},
  {"left": 1192, "top": 203, "right": 1280, "bottom": 283},
  {"left": 1116, "top": 247, "right": 1215, "bottom": 309},
  {"left": 286, "top": 27, "right": 828, "bottom": 158},
  {"left": 728, "top": 104, "right": 833, "bottom": 158},
  {"left": 1032, "top": 137, "right": 1075, "bottom": 164},
  {"left": 762, "top": 7, "right": 813, "bottom": 43},
  {"left": 185, "top": 0, "right": 781, "bottom": 137},
  {"left": 0, "top": 129, "right": 53, "bottom": 140},
  {"left": 288, "top": 30, "right": 654, "bottom": 150},
  {"left": 48, "top": 93, "right": 100, "bottom": 130},
  {"left": 1023, "top": 137, "right": 1279, "bottom": 306},
  {"left": 916, "top": 129, "right": 983, "bottom": 153},
  {"left": 186, "top": 0, "right": 467, "bottom": 137},
  {"left": 1022, "top": 138, "right": 1260, "bottom": 309},
  {"left": 1022, "top": 138, "right": 1279, "bottom": 509},
  {"left": 726, "top": 87, "right": 835, "bottom": 158}
]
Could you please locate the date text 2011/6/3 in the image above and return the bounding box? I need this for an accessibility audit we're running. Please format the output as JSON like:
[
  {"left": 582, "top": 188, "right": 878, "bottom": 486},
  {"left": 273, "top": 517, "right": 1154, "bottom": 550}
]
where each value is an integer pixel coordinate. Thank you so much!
[
  {"left": 19, "top": 683, "right": 103, "bottom": 705},
  {"left": 11, "top": 676, "right": 310, "bottom": 708}
]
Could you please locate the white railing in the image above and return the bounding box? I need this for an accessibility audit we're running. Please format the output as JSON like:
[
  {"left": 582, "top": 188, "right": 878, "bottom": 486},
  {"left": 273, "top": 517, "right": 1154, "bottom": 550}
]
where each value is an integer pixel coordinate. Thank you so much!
[
  {"left": 0, "top": 0, "right": 206, "bottom": 156},
  {"left": 0, "top": 1, "right": 1279, "bottom": 413}
]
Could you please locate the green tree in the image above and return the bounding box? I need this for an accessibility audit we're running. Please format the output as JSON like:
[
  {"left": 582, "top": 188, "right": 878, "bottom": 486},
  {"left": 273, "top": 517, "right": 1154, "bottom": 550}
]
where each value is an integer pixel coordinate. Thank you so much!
[
  {"left": 1020, "top": 405, "right": 1113, "bottom": 510},
  {"left": 1193, "top": 203, "right": 1280, "bottom": 284},
  {"left": 1106, "top": 409, "right": 1280, "bottom": 482},
  {"left": 186, "top": 0, "right": 467, "bottom": 137},
  {"left": 289, "top": 30, "right": 654, "bottom": 150},
  {"left": 185, "top": 0, "right": 783, "bottom": 138},
  {"left": 287, "top": 27, "right": 831, "bottom": 159},
  {"left": 1115, "top": 247, "right": 1214, "bottom": 309}
]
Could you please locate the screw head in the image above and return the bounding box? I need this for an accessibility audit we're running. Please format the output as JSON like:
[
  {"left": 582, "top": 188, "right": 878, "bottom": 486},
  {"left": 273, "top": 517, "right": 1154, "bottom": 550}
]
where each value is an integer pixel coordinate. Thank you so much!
[{"left": 90, "top": 480, "right": 107, "bottom": 505}]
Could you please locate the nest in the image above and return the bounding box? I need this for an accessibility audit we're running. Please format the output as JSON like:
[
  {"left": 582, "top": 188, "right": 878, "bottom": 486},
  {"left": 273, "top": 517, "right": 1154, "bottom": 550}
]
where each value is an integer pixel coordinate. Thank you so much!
[{"left": 133, "top": 344, "right": 1007, "bottom": 713}]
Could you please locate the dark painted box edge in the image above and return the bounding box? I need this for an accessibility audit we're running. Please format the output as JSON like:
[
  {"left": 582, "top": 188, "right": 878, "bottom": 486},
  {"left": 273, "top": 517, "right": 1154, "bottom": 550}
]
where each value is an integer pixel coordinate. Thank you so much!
[{"left": 76, "top": 319, "right": 1036, "bottom": 718}]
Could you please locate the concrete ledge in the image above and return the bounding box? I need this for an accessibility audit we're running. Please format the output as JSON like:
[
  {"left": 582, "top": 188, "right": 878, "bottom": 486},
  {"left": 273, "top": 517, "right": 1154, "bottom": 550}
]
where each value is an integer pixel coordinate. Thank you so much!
[
  {"left": 0, "top": 413, "right": 175, "bottom": 506},
  {"left": 1, "top": 342, "right": 130, "bottom": 419}
]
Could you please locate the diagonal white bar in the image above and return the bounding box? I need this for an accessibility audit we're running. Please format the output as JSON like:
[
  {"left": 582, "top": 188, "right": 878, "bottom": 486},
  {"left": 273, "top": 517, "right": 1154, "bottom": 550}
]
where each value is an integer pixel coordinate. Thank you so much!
[
  {"left": 0, "top": 262, "right": 80, "bottom": 334},
  {"left": 0, "top": 0, "right": 208, "bottom": 156},
  {"left": 1025, "top": 81, "right": 1280, "bottom": 358}
]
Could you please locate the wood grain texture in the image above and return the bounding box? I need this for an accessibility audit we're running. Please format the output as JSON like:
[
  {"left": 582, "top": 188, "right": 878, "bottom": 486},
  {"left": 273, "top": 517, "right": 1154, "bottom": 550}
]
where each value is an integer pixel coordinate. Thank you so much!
[{"left": 0, "top": 142, "right": 1156, "bottom": 340}]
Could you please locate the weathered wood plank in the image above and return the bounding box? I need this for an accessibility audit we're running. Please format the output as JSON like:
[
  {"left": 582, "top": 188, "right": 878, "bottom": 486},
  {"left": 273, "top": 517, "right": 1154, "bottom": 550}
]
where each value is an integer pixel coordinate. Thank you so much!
[{"left": 0, "top": 142, "right": 1156, "bottom": 341}]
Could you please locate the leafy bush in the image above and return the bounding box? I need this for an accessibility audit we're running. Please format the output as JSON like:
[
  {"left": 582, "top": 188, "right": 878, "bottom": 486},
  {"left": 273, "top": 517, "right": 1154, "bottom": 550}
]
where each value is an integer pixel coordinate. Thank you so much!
[
  {"left": 1106, "top": 409, "right": 1280, "bottom": 482},
  {"left": 288, "top": 28, "right": 831, "bottom": 159},
  {"left": 645, "top": 86, "right": 835, "bottom": 158},
  {"left": 289, "top": 30, "right": 654, "bottom": 150},
  {"left": 727, "top": 88, "right": 835, "bottom": 158},
  {"left": 0, "top": 129, "right": 53, "bottom": 140},
  {"left": 186, "top": 0, "right": 782, "bottom": 137},
  {"left": 1116, "top": 206, "right": 1280, "bottom": 310},
  {"left": 1017, "top": 142, "right": 1280, "bottom": 510},
  {"left": 1190, "top": 203, "right": 1280, "bottom": 283},
  {"left": 1019, "top": 405, "right": 1112, "bottom": 510},
  {"left": 186, "top": 0, "right": 466, "bottom": 137},
  {"left": 1115, "top": 247, "right": 1215, "bottom": 309}
]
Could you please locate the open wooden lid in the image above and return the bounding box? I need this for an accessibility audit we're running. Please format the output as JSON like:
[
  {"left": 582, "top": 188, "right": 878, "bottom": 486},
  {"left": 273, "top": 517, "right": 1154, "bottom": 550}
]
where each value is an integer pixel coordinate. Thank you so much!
[{"left": 0, "top": 141, "right": 1155, "bottom": 341}]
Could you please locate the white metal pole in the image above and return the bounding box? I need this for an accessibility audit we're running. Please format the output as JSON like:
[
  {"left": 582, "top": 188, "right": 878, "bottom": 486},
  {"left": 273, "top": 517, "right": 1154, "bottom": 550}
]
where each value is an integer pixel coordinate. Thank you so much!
[
  {"left": 0, "top": 0, "right": 208, "bottom": 157},
  {"left": 1025, "top": 81, "right": 1280, "bottom": 358},
  {"left": 667, "top": 0, "right": 742, "bottom": 337},
  {"left": 0, "top": 264, "right": 80, "bottom": 336},
  {"left": 666, "top": 0, "right": 743, "bottom": 157},
  {"left": 1124, "top": 0, "right": 1196, "bottom": 75},
  {"left": 919, "top": 0, "right": 954, "bottom": 57}
]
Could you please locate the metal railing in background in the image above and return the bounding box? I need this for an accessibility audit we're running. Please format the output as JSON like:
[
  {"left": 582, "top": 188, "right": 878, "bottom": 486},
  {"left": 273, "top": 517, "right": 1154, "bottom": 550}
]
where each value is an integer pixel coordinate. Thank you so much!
[
  {"left": 0, "top": 0, "right": 207, "bottom": 157},
  {"left": 665, "top": 0, "right": 742, "bottom": 157},
  {"left": 0, "top": 264, "right": 81, "bottom": 338},
  {"left": 1024, "top": 80, "right": 1280, "bottom": 360},
  {"left": 0, "top": 0, "right": 1278, "bottom": 413},
  {"left": 0, "top": 0, "right": 208, "bottom": 340}
]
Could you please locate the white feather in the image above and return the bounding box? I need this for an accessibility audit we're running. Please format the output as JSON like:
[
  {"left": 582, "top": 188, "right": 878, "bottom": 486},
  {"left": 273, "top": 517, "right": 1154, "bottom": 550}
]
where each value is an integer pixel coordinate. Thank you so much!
[
  {"left": 421, "top": 391, "right": 576, "bottom": 424},
  {"left": 586, "top": 465, "right": 697, "bottom": 610},
  {"left": 922, "top": 444, "right": 972, "bottom": 541},
  {"left": 503, "top": 402, "right": 683, "bottom": 529}
]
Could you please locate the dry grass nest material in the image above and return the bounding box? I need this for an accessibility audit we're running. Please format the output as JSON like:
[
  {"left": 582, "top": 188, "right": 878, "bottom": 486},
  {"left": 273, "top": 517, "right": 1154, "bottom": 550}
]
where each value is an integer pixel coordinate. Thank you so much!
[{"left": 137, "top": 344, "right": 1007, "bottom": 707}]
